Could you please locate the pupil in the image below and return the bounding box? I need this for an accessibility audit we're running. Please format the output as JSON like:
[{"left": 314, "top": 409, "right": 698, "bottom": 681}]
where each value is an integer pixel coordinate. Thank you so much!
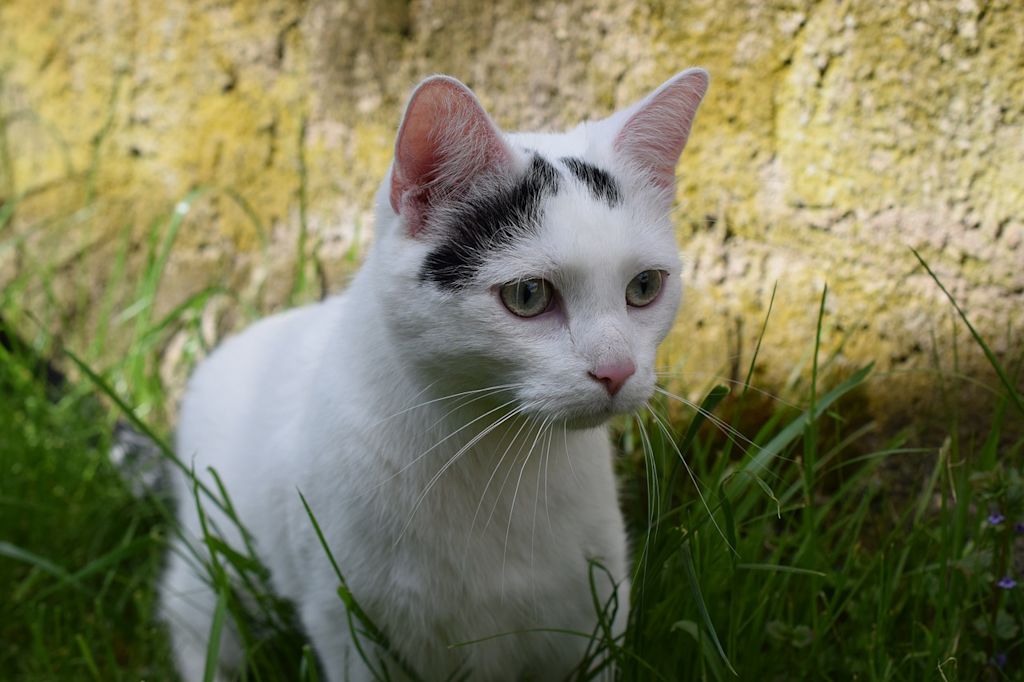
[{"left": 522, "top": 282, "right": 535, "bottom": 305}]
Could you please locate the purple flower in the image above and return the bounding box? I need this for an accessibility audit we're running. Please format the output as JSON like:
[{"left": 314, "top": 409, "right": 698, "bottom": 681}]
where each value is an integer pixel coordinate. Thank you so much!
[
  {"left": 996, "top": 576, "right": 1017, "bottom": 590},
  {"left": 1015, "top": 522, "right": 1024, "bottom": 534},
  {"left": 988, "top": 512, "right": 1005, "bottom": 525},
  {"left": 992, "top": 652, "right": 1008, "bottom": 669}
]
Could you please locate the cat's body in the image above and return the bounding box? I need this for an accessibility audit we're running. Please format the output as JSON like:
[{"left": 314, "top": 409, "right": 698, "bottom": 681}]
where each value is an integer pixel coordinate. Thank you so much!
[{"left": 161, "top": 70, "right": 708, "bottom": 681}]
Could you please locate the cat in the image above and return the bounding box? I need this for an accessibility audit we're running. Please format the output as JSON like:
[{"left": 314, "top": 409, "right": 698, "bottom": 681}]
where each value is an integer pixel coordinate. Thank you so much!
[{"left": 160, "top": 67, "right": 708, "bottom": 681}]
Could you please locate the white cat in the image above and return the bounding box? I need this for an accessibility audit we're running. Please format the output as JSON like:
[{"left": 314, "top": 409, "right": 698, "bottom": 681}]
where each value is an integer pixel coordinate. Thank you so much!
[{"left": 160, "top": 68, "right": 708, "bottom": 681}]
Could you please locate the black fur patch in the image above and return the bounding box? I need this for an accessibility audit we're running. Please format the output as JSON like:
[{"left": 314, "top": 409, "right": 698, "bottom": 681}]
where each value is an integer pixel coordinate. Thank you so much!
[
  {"left": 560, "top": 157, "right": 621, "bottom": 206},
  {"left": 419, "top": 154, "right": 560, "bottom": 289}
]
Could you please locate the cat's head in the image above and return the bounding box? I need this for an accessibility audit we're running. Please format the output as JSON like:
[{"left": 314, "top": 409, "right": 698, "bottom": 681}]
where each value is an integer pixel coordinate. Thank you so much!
[{"left": 371, "top": 70, "right": 708, "bottom": 428}]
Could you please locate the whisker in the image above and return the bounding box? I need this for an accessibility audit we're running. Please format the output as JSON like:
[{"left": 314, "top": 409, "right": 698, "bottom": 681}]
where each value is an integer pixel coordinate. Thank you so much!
[
  {"left": 480, "top": 415, "right": 543, "bottom": 538},
  {"left": 366, "top": 378, "right": 441, "bottom": 426},
  {"left": 562, "top": 420, "right": 581, "bottom": 486},
  {"left": 394, "top": 401, "right": 524, "bottom": 546},
  {"left": 502, "top": 414, "right": 552, "bottom": 600},
  {"left": 632, "top": 413, "right": 658, "bottom": 590},
  {"left": 654, "top": 386, "right": 765, "bottom": 456},
  {"left": 461, "top": 411, "right": 537, "bottom": 569},
  {"left": 645, "top": 405, "right": 736, "bottom": 555},
  {"left": 653, "top": 370, "right": 800, "bottom": 410},
  {"left": 542, "top": 424, "right": 556, "bottom": 537},
  {"left": 370, "top": 395, "right": 522, "bottom": 495},
  {"left": 530, "top": 423, "right": 551, "bottom": 615},
  {"left": 417, "top": 384, "right": 524, "bottom": 436},
  {"left": 654, "top": 386, "right": 798, "bottom": 477},
  {"left": 368, "top": 382, "right": 525, "bottom": 428}
]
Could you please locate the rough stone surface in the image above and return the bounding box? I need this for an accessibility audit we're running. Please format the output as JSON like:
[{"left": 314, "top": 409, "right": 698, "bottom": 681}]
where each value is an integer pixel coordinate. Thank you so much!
[{"left": 1, "top": 0, "right": 1021, "bottom": 429}]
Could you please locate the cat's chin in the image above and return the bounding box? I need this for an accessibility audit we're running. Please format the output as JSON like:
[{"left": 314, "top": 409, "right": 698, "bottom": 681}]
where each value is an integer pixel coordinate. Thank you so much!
[
  {"left": 561, "top": 412, "right": 617, "bottom": 430},
  {"left": 555, "top": 400, "right": 647, "bottom": 430}
]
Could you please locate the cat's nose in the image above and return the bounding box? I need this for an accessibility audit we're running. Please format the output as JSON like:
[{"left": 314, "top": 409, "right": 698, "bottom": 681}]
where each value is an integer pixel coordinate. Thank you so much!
[{"left": 588, "top": 360, "right": 636, "bottom": 396}]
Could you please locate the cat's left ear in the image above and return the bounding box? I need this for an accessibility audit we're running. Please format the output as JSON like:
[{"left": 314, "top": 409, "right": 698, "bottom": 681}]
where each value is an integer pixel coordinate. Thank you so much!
[{"left": 610, "top": 68, "right": 709, "bottom": 191}]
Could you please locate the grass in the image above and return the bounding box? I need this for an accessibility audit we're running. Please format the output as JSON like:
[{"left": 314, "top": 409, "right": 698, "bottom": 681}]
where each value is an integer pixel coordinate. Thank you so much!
[
  {"left": 2, "top": 161, "right": 1024, "bottom": 679},
  {"left": 0, "top": 324, "right": 168, "bottom": 679}
]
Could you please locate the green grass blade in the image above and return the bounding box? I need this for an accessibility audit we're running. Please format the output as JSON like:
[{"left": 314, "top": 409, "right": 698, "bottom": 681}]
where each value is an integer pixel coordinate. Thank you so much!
[
  {"left": 297, "top": 491, "right": 348, "bottom": 589},
  {"left": 223, "top": 187, "right": 270, "bottom": 248},
  {"left": 912, "top": 248, "right": 1024, "bottom": 415},
  {"left": 736, "top": 363, "right": 873, "bottom": 486},
  {"left": 298, "top": 490, "right": 422, "bottom": 682},
  {"left": 204, "top": 586, "right": 229, "bottom": 682},
  {"left": 300, "top": 644, "right": 321, "bottom": 682},
  {"left": 0, "top": 541, "right": 87, "bottom": 594},
  {"left": 74, "top": 634, "right": 103, "bottom": 682},
  {"left": 679, "top": 385, "right": 730, "bottom": 456},
  {"left": 31, "top": 538, "right": 152, "bottom": 603},
  {"left": 741, "top": 281, "right": 777, "bottom": 401},
  {"left": 734, "top": 563, "right": 827, "bottom": 578},
  {"left": 64, "top": 348, "right": 226, "bottom": 513},
  {"left": 660, "top": 383, "right": 729, "bottom": 509},
  {"left": 680, "top": 541, "right": 737, "bottom": 676},
  {"left": 586, "top": 560, "right": 620, "bottom": 666},
  {"left": 672, "top": 620, "right": 728, "bottom": 679},
  {"left": 747, "top": 471, "right": 781, "bottom": 517},
  {"left": 803, "top": 285, "right": 827, "bottom": 516},
  {"left": 0, "top": 196, "right": 15, "bottom": 233}
]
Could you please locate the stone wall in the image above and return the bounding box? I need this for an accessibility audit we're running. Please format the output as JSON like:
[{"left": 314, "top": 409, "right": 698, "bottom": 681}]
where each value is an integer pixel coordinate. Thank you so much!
[{"left": 1, "top": 0, "right": 1021, "bottom": 428}]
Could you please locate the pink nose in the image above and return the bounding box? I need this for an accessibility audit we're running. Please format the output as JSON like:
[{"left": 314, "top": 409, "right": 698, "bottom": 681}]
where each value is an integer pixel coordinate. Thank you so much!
[{"left": 588, "top": 360, "right": 636, "bottom": 396}]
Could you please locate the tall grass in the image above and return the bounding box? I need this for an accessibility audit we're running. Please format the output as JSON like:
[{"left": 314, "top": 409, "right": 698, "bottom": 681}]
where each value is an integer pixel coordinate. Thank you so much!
[{"left": 2, "top": 121, "right": 1022, "bottom": 679}]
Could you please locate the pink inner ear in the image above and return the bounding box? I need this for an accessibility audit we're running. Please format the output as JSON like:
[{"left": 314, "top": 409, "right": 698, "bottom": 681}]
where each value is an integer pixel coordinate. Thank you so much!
[
  {"left": 613, "top": 69, "right": 709, "bottom": 189},
  {"left": 390, "top": 77, "right": 513, "bottom": 235},
  {"left": 392, "top": 114, "right": 443, "bottom": 208}
]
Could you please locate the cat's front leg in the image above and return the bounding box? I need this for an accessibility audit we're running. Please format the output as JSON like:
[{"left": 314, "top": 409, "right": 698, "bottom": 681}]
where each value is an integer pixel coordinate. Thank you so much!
[{"left": 160, "top": 537, "right": 245, "bottom": 682}]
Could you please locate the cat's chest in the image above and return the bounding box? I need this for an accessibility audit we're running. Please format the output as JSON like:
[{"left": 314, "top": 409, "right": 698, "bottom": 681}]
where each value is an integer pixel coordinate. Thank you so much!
[
  {"left": 369, "top": 514, "right": 597, "bottom": 649},
  {"left": 382, "top": 453, "right": 597, "bottom": 584},
  {"left": 340, "top": 446, "right": 593, "bottom": 582},
  {"left": 355, "top": 534, "right": 602, "bottom": 679},
  {"left": 291, "top": 407, "right": 623, "bottom": 612}
]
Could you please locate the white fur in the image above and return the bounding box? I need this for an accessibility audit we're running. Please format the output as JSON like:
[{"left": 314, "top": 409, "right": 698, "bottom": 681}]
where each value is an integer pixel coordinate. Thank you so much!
[{"left": 160, "top": 69, "right": 707, "bottom": 681}]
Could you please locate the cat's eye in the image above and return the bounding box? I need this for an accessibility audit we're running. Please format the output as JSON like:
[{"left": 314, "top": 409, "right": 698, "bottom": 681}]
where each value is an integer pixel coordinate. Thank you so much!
[
  {"left": 625, "top": 270, "right": 664, "bottom": 307},
  {"left": 499, "top": 278, "right": 554, "bottom": 318}
]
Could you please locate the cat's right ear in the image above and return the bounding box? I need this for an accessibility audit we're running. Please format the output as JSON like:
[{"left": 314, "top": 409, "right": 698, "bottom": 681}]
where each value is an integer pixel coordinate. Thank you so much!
[
  {"left": 610, "top": 68, "right": 709, "bottom": 192},
  {"left": 390, "top": 76, "right": 514, "bottom": 236}
]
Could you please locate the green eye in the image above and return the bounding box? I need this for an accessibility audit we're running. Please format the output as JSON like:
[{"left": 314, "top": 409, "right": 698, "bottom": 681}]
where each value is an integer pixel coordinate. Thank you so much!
[
  {"left": 499, "top": 278, "right": 554, "bottom": 318},
  {"left": 625, "top": 270, "right": 665, "bottom": 307}
]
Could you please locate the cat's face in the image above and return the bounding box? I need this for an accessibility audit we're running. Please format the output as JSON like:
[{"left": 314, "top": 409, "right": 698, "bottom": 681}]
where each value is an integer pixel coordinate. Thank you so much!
[{"left": 374, "top": 71, "right": 708, "bottom": 427}]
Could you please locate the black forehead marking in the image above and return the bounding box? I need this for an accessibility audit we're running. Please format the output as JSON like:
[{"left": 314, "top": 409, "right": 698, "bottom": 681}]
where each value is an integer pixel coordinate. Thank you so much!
[
  {"left": 560, "top": 157, "right": 621, "bottom": 206},
  {"left": 419, "top": 153, "right": 561, "bottom": 290}
]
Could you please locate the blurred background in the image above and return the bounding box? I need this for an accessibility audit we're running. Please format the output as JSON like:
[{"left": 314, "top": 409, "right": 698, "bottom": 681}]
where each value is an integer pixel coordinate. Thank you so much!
[{"left": 1, "top": 0, "right": 1021, "bottom": 431}]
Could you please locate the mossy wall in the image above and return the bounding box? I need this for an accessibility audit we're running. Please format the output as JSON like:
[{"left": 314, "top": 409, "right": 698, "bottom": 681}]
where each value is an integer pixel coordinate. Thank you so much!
[{"left": 1, "top": 0, "right": 1021, "bottom": 428}]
